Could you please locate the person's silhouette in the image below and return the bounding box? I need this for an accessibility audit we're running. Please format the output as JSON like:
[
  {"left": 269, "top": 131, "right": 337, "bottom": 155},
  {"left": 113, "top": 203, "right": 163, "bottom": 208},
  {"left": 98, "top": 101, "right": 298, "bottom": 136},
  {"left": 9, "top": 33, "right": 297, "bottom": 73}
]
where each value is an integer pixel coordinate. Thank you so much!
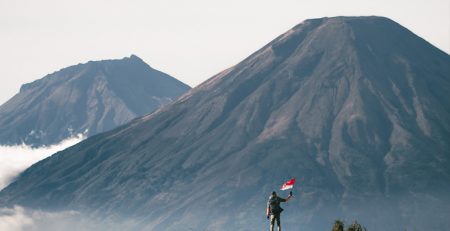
[{"left": 266, "top": 191, "right": 292, "bottom": 231}]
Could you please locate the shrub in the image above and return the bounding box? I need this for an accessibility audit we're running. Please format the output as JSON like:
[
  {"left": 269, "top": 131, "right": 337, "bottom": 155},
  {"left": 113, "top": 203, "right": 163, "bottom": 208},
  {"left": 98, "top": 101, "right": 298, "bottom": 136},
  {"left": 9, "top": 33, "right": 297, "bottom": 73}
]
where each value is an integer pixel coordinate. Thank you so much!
[
  {"left": 346, "top": 221, "right": 367, "bottom": 231},
  {"left": 331, "top": 220, "right": 367, "bottom": 231},
  {"left": 332, "top": 220, "right": 344, "bottom": 231}
]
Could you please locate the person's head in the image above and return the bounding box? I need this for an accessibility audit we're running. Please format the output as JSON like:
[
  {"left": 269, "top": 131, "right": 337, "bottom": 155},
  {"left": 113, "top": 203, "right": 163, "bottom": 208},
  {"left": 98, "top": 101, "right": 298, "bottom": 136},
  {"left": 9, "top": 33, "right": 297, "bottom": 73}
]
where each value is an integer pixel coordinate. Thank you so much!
[{"left": 271, "top": 191, "right": 277, "bottom": 197}]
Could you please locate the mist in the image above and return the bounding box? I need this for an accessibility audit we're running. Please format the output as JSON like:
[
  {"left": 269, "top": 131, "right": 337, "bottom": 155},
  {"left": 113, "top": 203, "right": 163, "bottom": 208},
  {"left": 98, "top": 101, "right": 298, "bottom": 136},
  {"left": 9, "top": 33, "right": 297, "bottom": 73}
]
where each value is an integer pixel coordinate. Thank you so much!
[
  {"left": 0, "top": 133, "right": 144, "bottom": 231},
  {"left": 0, "top": 206, "right": 139, "bottom": 231},
  {"left": 0, "top": 135, "right": 84, "bottom": 190}
]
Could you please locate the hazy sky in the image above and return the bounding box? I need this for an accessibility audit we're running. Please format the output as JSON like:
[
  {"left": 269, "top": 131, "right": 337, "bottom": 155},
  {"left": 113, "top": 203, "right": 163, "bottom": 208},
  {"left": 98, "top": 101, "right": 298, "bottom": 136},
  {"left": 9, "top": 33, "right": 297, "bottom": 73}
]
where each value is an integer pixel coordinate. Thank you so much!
[{"left": 0, "top": 0, "right": 449, "bottom": 105}]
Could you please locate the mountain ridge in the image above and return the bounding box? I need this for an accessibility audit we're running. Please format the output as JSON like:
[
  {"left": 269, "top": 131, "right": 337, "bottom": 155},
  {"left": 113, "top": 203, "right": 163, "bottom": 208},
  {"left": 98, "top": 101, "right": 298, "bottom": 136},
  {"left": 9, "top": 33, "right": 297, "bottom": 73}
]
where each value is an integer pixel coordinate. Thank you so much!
[
  {"left": 18, "top": 55, "right": 149, "bottom": 93},
  {"left": 0, "top": 55, "right": 191, "bottom": 146}
]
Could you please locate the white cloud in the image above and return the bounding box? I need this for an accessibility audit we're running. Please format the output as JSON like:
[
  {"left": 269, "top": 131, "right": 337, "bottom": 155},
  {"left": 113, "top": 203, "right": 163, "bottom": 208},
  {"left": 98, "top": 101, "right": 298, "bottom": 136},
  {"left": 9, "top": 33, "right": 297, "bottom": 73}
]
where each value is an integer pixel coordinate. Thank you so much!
[
  {"left": 0, "top": 206, "right": 33, "bottom": 231},
  {"left": 0, "top": 135, "right": 84, "bottom": 190},
  {"left": 0, "top": 134, "right": 143, "bottom": 231},
  {"left": 0, "top": 206, "right": 139, "bottom": 231}
]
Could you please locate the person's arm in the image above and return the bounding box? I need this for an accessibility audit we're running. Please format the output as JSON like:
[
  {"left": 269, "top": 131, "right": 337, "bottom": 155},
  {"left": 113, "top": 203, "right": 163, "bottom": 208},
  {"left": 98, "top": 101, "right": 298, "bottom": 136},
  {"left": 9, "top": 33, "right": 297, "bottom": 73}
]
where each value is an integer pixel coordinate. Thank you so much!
[
  {"left": 285, "top": 194, "right": 292, "bottom": 202},
  {"left": 282, "top": 192, "right": 293, "bottom": 202},
  {"left": 266, "top": 206, "right": 270, "bottom": 219}
]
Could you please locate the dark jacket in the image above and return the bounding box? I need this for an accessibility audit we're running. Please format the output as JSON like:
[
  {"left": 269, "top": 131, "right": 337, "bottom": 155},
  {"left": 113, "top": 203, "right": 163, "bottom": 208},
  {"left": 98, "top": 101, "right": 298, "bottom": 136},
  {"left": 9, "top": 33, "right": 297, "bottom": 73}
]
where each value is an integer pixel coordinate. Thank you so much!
[{"left": 267, "top": 196, "right": 286, "bottom": 215}]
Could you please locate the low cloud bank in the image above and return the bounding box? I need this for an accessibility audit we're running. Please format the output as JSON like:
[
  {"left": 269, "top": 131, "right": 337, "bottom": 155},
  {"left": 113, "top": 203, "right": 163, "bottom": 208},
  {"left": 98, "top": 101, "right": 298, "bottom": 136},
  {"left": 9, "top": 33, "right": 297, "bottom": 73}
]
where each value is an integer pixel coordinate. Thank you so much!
[
  {"left": 0, "top": 136, "right": 143, "bottom": 231},
  {"left": 0, "top": 135, "right": 84, "bottom": 190},
  {"left": 0, "top": 206, "right": 139, "bottom": 231},
  {"left": 0, "top": 206, "right": 32, "bottom": 231}
]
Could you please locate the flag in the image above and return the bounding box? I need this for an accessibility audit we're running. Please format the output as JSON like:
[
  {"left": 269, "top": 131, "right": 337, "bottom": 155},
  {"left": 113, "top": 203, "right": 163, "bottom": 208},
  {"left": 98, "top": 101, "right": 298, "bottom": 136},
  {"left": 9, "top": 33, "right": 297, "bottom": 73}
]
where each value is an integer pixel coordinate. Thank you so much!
[{"left": 280, "top": 178, "right": 296, "bottom": 191}]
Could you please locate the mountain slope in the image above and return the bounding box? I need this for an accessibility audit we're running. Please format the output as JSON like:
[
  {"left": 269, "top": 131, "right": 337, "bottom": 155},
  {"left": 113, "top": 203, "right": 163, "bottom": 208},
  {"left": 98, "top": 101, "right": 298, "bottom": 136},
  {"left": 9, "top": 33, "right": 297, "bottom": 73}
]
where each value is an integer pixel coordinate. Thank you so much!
[
  {"left": 1, "top": 17, "right": 449, "bottom": 231},
  {"left": 0, "top": 55, "right": 190, "bottom": 146}
]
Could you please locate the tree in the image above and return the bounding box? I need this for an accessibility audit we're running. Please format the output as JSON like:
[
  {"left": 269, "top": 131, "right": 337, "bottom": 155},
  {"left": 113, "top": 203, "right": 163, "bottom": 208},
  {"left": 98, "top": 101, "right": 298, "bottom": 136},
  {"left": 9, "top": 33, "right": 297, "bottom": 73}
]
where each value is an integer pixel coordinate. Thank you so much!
[
  {"left": 347, "top": 221, "right": 367, "bottom": 231},
  {"left": 332, "top": 220, "right": 344, "bottom": 231},
  {"left": 331, "top": 220, "right": 367, "bottom": 231}
]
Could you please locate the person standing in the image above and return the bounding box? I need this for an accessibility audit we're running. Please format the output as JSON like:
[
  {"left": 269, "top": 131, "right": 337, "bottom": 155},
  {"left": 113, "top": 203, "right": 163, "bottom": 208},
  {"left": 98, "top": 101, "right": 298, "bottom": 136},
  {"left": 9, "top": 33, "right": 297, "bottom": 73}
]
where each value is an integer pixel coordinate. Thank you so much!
[{"left": 266, "top": 191, "right": 292, "bottom": 231}]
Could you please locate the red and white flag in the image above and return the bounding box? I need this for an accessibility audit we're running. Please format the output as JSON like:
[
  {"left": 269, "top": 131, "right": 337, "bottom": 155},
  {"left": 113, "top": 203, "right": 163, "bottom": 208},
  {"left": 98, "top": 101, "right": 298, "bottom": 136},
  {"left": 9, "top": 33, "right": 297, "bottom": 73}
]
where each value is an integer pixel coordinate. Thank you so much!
[{"left": 280, "top": 178, "right": 296, "bottom": 191}]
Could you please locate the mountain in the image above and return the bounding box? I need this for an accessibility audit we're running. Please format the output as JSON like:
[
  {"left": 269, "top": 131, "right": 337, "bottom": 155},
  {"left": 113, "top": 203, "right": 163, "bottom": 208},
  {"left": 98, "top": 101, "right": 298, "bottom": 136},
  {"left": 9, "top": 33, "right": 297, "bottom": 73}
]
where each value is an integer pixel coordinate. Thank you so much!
[
  {"left": 1, "top": 16, "right": 449, "bottom": 231},
  {"left": 0, "top": 55, "right": 190, "bottom": 146}
]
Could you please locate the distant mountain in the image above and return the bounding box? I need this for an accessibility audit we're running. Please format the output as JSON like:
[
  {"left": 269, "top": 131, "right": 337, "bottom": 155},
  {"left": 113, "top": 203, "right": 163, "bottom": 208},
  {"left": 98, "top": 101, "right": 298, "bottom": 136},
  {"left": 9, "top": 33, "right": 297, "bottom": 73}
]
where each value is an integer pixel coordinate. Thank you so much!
[
  {"left": 1, "top": 17, "right": 449, "bottom": 231},
  {"left": 0, "top": 55, "right": 190, "bottom": 146}
]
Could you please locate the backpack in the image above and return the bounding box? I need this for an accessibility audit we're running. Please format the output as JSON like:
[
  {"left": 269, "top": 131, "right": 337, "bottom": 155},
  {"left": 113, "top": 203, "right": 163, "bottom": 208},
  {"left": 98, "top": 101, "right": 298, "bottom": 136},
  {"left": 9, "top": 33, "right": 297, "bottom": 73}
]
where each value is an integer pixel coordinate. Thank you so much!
[{"left": 269, "top": 196, "right": 284, "bottom": 214}]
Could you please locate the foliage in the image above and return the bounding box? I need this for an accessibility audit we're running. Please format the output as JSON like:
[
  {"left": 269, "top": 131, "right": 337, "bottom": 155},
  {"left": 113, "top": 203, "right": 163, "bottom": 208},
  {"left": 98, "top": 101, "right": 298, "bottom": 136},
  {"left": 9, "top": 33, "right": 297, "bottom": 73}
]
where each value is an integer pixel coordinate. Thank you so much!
[
  {"left": 347, "top": 221, "right": 367, "bottom": 231},
  {"left": 331, "top": 220, "right": 367, "bottom": 231},
  {"left": 332, "top": 220, "right": 344, "bottom": 231}
]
